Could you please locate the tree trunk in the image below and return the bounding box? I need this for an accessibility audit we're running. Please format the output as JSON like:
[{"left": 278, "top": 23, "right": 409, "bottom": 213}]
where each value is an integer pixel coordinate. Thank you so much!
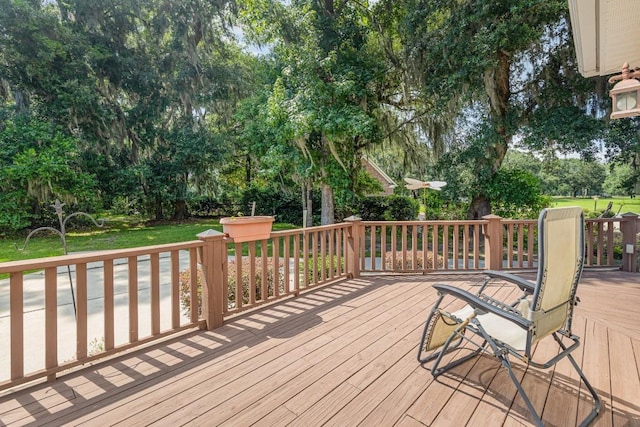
[
  {"left": 467, "top": 50, "right": 512, "bottom": 219},
  {"left": 306, "top": 184, "right": 313, "bottom": 227},
  {"left": 319, "top": 133, "right": 335, "bottom": 225},
  {"left": 301, "top": 184, "right": 307, "bottom": 225},
  {"left": 301, "top": 180, "right": 314, "bottom": 227},
  {"left": 467, "top": 195, "right": 491, "bottom": 220},
  {"left": 320, "top": 182, "right": 334, "bottom": 225},
  {"left": 173, "top": 199, "right": 188, "bottom": 220},
  {"left": 154, "top": 197, "right": 164, "bottom": 220},
  {"left": 245, "top": 153, "right": 252, "bottom": 184}
]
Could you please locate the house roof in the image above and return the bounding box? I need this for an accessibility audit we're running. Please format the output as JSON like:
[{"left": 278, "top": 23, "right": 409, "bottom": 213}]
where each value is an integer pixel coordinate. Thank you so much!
[
  {"left": 568, "top": 0, "right": 640, "bottom": 77},
  {"left": 361, "top": 156, "right": 397, "bottom": 188}
]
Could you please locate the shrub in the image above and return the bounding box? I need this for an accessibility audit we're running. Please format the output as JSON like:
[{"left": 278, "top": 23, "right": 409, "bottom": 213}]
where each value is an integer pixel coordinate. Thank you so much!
[
  {"left": 358, "top": 196, "right": 389, "bottom": 221},
  {"left": 227, "top": 257, "right": 286, "bottom": 307},
  {"left": 179, "top": 269, "right": 203, "bottom": 317},
  {"left": 187, "top": 196, "right": 222, "bottom": 217},
  {"left": 110, "top": 196, "right": 137, "bottom": 216},
  {"left": 357, "top": 195, "right": 419, "bottom": 221},
  {"left": 385, "top": 195, "right": 420, "bottom": 221},
  {"left": 299, "top": 255, "right": 346, "bottom": 284},
  {"left": 179, "top": 257, "right": 286, "bottom": 317},
  {"left": 384, "top": 250, "right": 444, "bottom": 270},
  {"left": 486, "top": 169, "right": 547, "bottom": 219}
]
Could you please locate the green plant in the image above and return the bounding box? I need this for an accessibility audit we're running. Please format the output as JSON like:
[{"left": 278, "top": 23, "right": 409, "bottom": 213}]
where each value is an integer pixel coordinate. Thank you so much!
[
  {"left": 384, "top": 250, "right": 444, "bottom": 270},
  {"left": 358, "top": 196, "right": 389, "bottom": 221},
  {"left": 110, "top": 196, "right": 137, "bottom": 216},
  {"left": 357, "top": 195, "right": 419, "bottom": 221},
  {"left": 385, "top": 195, "right": 420, "bottom": 221},
  {"left": 88, "top": 337, "right": 105, "bottom": 355},
  {"left": 299, "top": 255, "right": 346, "bottom": 284},
  {"left": 179, "top": 257, "right": 286, "bottom": 317}
]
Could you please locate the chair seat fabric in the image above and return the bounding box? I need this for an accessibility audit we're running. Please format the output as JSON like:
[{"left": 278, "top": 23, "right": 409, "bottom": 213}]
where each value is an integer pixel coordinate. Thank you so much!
[
  {"left": 475, "top": 311, "right": 528, "bottom": 351},
  {"left": 452, "top": 305, "right": 528, "bottom": 351}
]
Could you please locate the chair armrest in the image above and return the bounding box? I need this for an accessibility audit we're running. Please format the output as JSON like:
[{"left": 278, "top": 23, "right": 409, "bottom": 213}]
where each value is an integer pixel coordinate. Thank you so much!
[
  {"left": 484, "top": 270, "right": 535, "bottom": 293},
  {"left": 433, "top": 284, "right": 532, "bottom": 330}
]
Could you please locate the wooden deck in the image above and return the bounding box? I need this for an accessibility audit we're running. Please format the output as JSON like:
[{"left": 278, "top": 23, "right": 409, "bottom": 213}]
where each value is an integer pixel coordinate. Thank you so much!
[{"left": 1, "top": 270, "right": 639, "bottom": 426}]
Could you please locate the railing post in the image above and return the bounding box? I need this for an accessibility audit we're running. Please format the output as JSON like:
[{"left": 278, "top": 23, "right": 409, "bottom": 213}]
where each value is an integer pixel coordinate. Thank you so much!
[
  {"left": 482, "top": 214, "right": 504, "bottom": 271},
  {"left": 620, "top": 212, "right": 639, "bottom": 273},
  {"left": 197, "top": 229, "right": 226, "bottom": 330},
  {"left": 344, "top": 216, "right": 362, "bottom": 278}
]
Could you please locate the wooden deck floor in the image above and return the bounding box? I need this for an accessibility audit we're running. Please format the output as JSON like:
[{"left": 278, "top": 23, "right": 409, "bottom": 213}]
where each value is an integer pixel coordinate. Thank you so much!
[{"left": 1, "top": 270, "right": 639, "bottom": 426}]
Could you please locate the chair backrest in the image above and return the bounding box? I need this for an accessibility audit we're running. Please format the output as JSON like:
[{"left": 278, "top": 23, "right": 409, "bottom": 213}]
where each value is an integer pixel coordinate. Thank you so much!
[{"left": 529, "top": 207, "right": 584, "bottom": 337}]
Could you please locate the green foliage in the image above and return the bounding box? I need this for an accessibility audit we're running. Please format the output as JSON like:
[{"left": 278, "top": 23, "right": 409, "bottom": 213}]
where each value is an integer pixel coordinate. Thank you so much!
[
  {"left": 239, "top": 183, "right": 318, "bottom": 225},
  {"left": 400, "top": 0, "right": 603, "bottom": 217},
  {"left": 0, "top": 0, "right": 244, "bottom": 224},
  {"left": 239, "top": 0, "right": 390, "bottom": 223},
  {"left": 603, "top": 164, "right": 637, "bottom": 197},
  {"left": 0, "top": 0, "right": 620, "bottom": 228},
  {"left": 404, "top": 0, "right": 567, "bottom": 102},
  {"left": 357, "top": 195, "right": 418, "bottom": 221},
  {"left": 0, "top": 190, "right": 30, "bottom": 232},
  {"left": 603, "top": 119, "right": 640, "bottom": 197},
  {"left": 179, "top": 258, "right": 286, "bottom": 317},
  {"left": 0, "top": 112, "right": 99, "bottom": 232},
  {"left": 486, "top": 168, "right": 548, "bottom": 218},
  {"left": 422, "top": 190, "right": 444, "bottom": 220},
  {"left": 300, "top": 255, "right": 345, "bottom": 284},
  {"left": 524, "top": 105, "right": 604, "bottom": 157},
  {"left": 357, "top": 196, "right": 389, "bottom": 221},
  {"left": 385, "top": 195, "right": 420, "bottom": 221},
  {"left": 384, "top": 250, "right": 443, "bottom": 270}
]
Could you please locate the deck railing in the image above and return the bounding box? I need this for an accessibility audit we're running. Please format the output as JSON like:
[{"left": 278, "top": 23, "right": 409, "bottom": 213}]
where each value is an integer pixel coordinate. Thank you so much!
[
  {"left": 360, "top": 220, "right": 488, "bottom": 272},
  {"left": 0, "top": 213, "right": 638, "bottom": 391}
]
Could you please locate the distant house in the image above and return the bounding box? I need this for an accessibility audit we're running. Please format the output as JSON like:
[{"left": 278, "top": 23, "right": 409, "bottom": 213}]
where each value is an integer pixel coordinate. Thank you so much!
[{"left": 361, "top": 156, "right": 397, "bottom": 196}]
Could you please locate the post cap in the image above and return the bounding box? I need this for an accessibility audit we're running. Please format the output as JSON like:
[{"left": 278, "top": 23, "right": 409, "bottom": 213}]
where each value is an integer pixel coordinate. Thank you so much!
[{"left": 197, "top": 229, "right": 226, "bottom": 240}]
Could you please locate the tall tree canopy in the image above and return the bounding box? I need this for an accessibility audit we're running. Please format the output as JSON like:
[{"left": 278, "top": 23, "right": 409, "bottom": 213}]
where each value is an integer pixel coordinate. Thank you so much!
[
  {"left": 399, "top": 0, "right": 604, "bottom": 218},
  {"left": 239, "top": 0, "right": 390, "bottom": 224},
  {"left": 0, "top": 0, "right": 624, "bottom": 232},
  {"left": 1, "top": 0, "right": 247, "bottom": 223}
]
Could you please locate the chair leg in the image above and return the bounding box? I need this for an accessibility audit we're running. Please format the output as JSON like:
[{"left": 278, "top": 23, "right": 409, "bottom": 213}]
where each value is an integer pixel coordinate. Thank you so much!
[
  {"left": 492, "top": 333, "right": 601, "bottom": 427},
  {"left": 473, "top": 325, "right": 545, "bottom": 426},
  {"left": 418, "top": 335, "right": 464, "bottom": 364},
  {"left": 554, "top": 335, "right": 602, "bottom": 427},
  {"left": 498, "top": 353, "right": 544, "bottom": 427},
  {"left": 431, "top": 342, "right": 483, "bottom": 377}
]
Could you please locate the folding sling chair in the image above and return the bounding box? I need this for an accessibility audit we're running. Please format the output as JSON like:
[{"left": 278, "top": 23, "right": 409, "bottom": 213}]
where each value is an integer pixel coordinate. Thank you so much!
[{"left": 417, "top": 207, "right": 601, "bottom": 426}]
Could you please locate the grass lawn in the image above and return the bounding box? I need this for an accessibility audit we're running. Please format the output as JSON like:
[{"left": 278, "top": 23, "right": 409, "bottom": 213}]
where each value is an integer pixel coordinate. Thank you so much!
[
  {"left": 549, "top": 196, "right": 640, "bottom": 216},
  {"left": 3, "top": 197, "right": 638, "bottom": 264},
  {"left": 0, "top": 216, "right": 296, "bottom": 264}
]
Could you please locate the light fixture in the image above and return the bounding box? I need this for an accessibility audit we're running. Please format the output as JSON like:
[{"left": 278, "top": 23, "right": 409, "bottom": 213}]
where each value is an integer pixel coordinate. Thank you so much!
[{"left": 608, "top": 63, "right": 640, "bottom": 119}]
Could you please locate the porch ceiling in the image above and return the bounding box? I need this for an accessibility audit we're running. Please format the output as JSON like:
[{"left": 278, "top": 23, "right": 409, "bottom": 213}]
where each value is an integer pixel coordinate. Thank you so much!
[{"left": 568, "top": 0, "right": 640, "bottom": 77}]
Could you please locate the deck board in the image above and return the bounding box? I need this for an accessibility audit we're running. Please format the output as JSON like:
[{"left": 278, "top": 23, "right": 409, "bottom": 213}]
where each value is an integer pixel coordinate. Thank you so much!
[{"left": 0, "top": 271, "right": 639, "bottom": 426}]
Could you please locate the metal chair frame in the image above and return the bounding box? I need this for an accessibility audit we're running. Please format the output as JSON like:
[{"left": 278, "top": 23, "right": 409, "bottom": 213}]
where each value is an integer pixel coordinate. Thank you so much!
[{"left": 417, "top": 208, "right": 601, "bottom": 427}]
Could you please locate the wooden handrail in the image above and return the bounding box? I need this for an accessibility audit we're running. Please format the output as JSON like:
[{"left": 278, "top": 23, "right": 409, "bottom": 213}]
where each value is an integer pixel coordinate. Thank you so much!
[{"left": 0, "top": 214, "right": 636, "bottom": 392}]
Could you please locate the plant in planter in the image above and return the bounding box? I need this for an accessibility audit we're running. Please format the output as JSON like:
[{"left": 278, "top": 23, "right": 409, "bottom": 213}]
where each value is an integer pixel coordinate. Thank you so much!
[{"left": 219, "top": 215, "right": 275, "bottom": 242}]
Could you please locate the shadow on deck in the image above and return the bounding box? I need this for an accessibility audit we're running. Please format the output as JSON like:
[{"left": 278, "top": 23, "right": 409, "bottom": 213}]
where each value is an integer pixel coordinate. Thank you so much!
[{"left": 1, "top": 271, "right": 639, "bottom": 426}]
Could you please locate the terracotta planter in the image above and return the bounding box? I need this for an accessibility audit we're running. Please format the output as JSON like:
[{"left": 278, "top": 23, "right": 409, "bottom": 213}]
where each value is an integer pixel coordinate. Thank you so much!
[{"left": 219, "top": 216, "right": 275, "bottom": 243}]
